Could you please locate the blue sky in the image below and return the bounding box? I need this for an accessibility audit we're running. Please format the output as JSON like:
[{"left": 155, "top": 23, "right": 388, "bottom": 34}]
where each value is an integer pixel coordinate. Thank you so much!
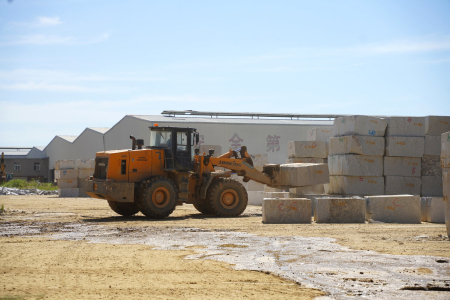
[{"left": 1, "top": 0, "right": 449, "bottom": 147}]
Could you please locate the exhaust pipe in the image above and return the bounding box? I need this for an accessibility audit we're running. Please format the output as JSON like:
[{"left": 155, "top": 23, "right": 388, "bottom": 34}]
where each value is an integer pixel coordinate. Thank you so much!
[{"left": 130, "top": 136, "right": 136, "bottom": 150}]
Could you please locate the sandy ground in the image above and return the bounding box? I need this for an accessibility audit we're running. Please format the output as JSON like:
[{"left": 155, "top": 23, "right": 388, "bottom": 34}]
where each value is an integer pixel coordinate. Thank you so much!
[{"left": 1, "top": 195, "right": 449, "bottom": 299}]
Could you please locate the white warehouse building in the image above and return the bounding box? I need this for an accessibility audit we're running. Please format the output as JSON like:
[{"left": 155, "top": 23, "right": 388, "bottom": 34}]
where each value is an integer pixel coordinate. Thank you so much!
[{"left": 38, "top": 111, "right": 335, "bottom": 181}]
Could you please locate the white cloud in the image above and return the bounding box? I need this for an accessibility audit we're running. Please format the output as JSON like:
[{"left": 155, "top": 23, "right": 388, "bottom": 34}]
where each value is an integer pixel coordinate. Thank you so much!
[{"left": 37, "top": 17, "right": 62, "bottom": 27}]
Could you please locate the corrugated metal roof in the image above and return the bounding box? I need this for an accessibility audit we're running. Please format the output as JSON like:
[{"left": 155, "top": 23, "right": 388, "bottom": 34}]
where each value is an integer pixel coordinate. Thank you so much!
[
  {"left": 88, "top": 127, "right": 110, "bottom": 134},
  {"left": 57, "top": 135, "right": 78, "bottom": 142},
  {"left": 130, "top": 115, "right": 334, "bottom": 126}
]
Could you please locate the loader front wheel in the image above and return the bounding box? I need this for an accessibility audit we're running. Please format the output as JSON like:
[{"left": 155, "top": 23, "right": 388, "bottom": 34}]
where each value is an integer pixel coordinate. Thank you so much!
[
  {"left": 107, "top": 201, "right": 140, "bottom": 217},
  {"left": 137, "top": 177, "right": 177, "bottom": 219},
  {"left": 206, "top": 178, "right": 248, "bottom": 217}
]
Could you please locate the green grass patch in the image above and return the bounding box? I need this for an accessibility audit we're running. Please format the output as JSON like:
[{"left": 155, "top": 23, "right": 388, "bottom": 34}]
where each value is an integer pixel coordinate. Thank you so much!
[
  {"left": 0, "top": 295, "right": 45, "bottom": 300},
  {"left": 0, "top": 179, "right": 57, "bottom": 191}
]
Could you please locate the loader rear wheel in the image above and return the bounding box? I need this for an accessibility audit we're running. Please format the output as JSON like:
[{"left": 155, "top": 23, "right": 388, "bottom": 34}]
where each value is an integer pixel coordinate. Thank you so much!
[
  {"left": 193, "top": 203, "right": 212, "bottom": 215},
  {"left": 107, "top": 201, "right": 140, "bottom": 217},
  {"left": 136, "top": 177, "right": 177, "bottom": 219},
  {"left": 206, "top": 178, "right": 248, "bottom": 217}
]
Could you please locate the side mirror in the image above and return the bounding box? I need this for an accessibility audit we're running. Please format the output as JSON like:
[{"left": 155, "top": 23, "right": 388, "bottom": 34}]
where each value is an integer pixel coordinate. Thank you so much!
[{"left": 195, "top": 133, "right": 200, "bottom": 145}]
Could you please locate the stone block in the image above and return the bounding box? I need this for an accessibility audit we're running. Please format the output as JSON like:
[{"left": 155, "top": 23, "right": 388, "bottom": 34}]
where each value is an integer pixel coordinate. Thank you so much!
[
  {"left": 78, "top": 168, "right": 94, "bottom": 179},
  {"left": 58, "top": 188, "right": 79, "bottom": 198},
  {"left": 264, "top": 186, "right": 286, "bottom": 192},
  {"left": 307, "top": 127, "right": 333, "bottom": 141},
  {"left": 422, "top": 197, "right": 446, "bottom": 223},
  {"left": 385, "top": 116, "right": 425, "bottom": 137},
  {"left": 384, "top": 136, "right": 425, "bottom": 157},
  {"left": 442, "top": 157, "right": 450, "bottom": 169},
  {"left": 385, "top": 176, "right": 421, "bottom": 195},
  {"left": 263, "top": 192, "right": 289, "bottom": 199},
  {"left": 55, "top": 160, "right": 76, "bottom": 170},
  {"left": 383, "top": 157, "right": 421, "bottom": 177},
  {"left": 287, "top": 141, "right": 328, "bottom": 158},
  {"left": 441, "top": 131, "right": 450, "bottom": 158},
  {"left": 420, "top": 197, "right": 427, "bottom": 222},
  {"left": 328, "top": 176, "right": 384, "bottom": 195},
  {"left": 424, "top": 135, "right": 441, "bottom": 156},
  {"left": 57, "top": 178, "right": 78, "bottom": 189},
  {"left": 365, "top": 195, "right": 421, "bottom": 223},
  {"left": 269, "top": 163, "right": 330, "bottom": 187},
  {"left": 332, "top": 115, "right": 387, "bottom": 137},
  {"left": 314, "top": 197, "right": 365, "bottom": 223},
  {"left": 77, "top": 178, "right": 90, "bottom": 197},
  {"left": 289, "top": 184, "right": 326, "bottom": 197},
  {"left": 328, "top": 155, "right": 383, "bottom": 176},
  {"left": 262, "top": 198, "right": 312, "bottom": 224},
  {"left": 443, "top": 169, "right": 450, "bottom": 202},
  {"left": 421, "top": 155, "right": 442, "bottom": 176},
  {"left": 247, "top": 191, "right": 265, "bottom": 206},
  {"left": 249, "top": 154, "right": 269, "bottom": 171},
  {"left": 303, "top": 194, "right": 336, "bottom": 216},
  {"left": 328, "top": 135, "right": 384, "bottom": 156},
  {"left": 55, "top": 169, "right": 78, "bottom": 180},
  {"left": 287, "top": 157, "right": 326, "bottom": 164},
  {"left": 425, "top": 116, "right": 450, "bottom": 136},
  {"left": 445, "top": 201, "right": 450, "bottom": 237},
  {"left": 421, "top": 176, "right": 443, "bottom": 197},
  {"left": 76, "top": 159, "right": 95, "bottom": 169}
]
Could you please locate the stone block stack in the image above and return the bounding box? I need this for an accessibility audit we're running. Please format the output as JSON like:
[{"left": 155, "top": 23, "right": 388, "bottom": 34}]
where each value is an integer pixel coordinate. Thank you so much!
[
  {"left": 441, "top": 130, "right": 450, "bottom": 236},
  {"left": 327, "top": 115, "right": 387, "bottom": 195},
  {"left": 55, "top": 159, "right": 94, "bottom": 197},
  {"left": 287, "top": 140, "right": 329, "bottom": 197},
  {"left": 384, "top": 117, "right": 425, "bottom": 195},
  {"left": 365, "top": 195, "right": 421, "bottom": 223}
]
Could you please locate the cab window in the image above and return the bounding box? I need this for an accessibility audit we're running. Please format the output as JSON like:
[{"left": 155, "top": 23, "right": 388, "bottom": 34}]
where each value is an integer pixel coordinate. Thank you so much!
[{"left": 177, "top": 132, "right": 188, "bottom": 151}]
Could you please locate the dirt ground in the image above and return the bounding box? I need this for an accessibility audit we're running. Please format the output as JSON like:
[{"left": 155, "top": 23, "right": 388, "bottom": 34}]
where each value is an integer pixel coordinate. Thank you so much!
[{"left": 1, "top": 195, "right": 449, "bottom": 299}]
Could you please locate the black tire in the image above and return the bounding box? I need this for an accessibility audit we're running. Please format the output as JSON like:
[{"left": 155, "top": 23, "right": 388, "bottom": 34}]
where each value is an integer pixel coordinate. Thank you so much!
[
  {"left": 136, "top": 176, "right": 177, "bottom": 219},
  {"left": 193, "top": 203, "right": 212, "bottom": 215},
  {"left": 206, "top": 178, "right": 248, "bottom": 217},
  {"left": 107, "top": 201, "right": 140, "bottom": 216}
]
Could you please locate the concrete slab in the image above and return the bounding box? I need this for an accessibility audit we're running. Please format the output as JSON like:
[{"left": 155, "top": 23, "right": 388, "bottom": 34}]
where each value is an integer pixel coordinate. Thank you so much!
[
  {"left": 328, "top": 155, "right": 383, "bottom": 176},
  {"left": 57, "top": 179, "right": 77, "bottom": 189},
  {"left": 424, "top": 135, "right": 441, "bottom": 156},
  {"left": 76, "top": 159, "right": 95, "bottom": 169},
  {"left": 421, "top": 176, "right": 443, "bottom": 197},
  {"left": 383, "top": 157, "right": 421, "bottom": 177},
  {"left": 422, "top": 197, "right": 446, "bottom": 223},
  {"left": 307, "top": 127, "right": 333, "bottom": 141},
  {"left": 328, "top": 176, "right": 384, "bottom": 195},
  {"left": 328, "top": 136, "right": 385, "bottom": 156},
  {"left": 332, "top": 115, "right": 387, "bottom": 137},
  {"left": 314, "top": 197, "right": 365, "bottom": 223},
  {"left": 441, "top": 131, "right": 450, "bottom": 158},
  {"left": 425, "top": 116, "right": 450, "bottom": 136},
  {"left": 365, "top": 195, "right": 421, "bottom": 223},
  {"left": 247, "top": 191, "right": 265, "bottom": 206},
  {"left": 269, "top": 163, "right": 330, "bottom": 187},
  {"left": 385, "top": 116, "right": 426, "bottom": 137},
  {"left": 385, "top": 176, "right": 421, "bottom": 195},
  {"left": 443, "top": 168, "right": 450, "bottom": 202},
  {"left": 58, "top": 188, "right": 79, "bottom": 198},
  {"left": 55, "top": 160, "right": 76, "bottom": 170},
  {"left": 384, "top": 136, "right": 425, "bottom": 157},
  {"left": 262, "top": 198, "right": 312, "bottom": 224},
  {"left": 287, "top": 157, "right": 326, "bottom": 163},
  {"left": 289, "top": 184, "right": 326, "bottom": 197},
  {"left": 287, "top": 141, "right": 328, "bottom": 158},
  {"left": 421, "top": 155, "right": 442, "bottom": 176},
  {"left": 55, "top": 169, "right": 78, "bottom": 180}
]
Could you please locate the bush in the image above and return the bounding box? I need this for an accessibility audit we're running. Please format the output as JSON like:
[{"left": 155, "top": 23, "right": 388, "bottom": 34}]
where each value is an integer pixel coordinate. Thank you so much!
[{"left": 0, "top": 179, "right": 57, "bottom": 191}]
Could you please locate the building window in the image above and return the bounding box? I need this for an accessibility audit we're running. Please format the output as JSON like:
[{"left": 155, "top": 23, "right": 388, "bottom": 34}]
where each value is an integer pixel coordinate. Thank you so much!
[
  {"left": 34, "top": 162, "right": 41, "bottom": 171},
  {"left": 14, "top": 162, "right": 21, "bottom": 171}
]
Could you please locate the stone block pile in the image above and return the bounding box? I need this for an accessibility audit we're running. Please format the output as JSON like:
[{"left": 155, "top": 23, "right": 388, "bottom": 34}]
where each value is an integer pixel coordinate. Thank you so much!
[
  {"left": 441, "top": 130, "right": 450, "bottom": 236},
  {"left": 365, "top": 195, "right": 421, "bottom": 224},
  {"left": 55, "top": 159, "right": 94, "bottom": 197},
  {"left": 328, "top": 115, "right": 387, "bottom": 195}
]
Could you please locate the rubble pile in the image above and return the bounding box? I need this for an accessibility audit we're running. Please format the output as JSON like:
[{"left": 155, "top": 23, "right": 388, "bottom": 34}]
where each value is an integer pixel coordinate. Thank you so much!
[{"left": 0, "top": 187, "right": 57, "bottom": 196}]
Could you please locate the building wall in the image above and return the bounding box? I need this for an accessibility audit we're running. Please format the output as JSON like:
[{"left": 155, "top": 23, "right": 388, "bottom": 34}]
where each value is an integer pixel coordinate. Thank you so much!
[
  {"left": 72, "top": 129, "right": 108, "bottom": 160},
  {"left": 4, "top": 157, "right": 49, "bottom": 182}
]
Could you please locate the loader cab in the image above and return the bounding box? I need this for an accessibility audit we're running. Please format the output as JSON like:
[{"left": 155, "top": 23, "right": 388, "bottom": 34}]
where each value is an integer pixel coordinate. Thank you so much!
[{"left": 149, "top": 126, "right": 199, "bottom": 172}]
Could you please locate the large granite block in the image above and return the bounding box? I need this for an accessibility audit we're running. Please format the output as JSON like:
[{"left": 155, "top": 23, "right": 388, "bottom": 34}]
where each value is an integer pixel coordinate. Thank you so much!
[
  {"left": 314, "top": 197, "right": 365, "bottom": 223},
  {"left": 384, "top": 136, "right": 425, "bottom": 157},
  {"left": 250, "top": 153, "right": 269, "bottom": 171},
  {"left": 57, "top": 178, "right": 78, "bottom": 189},
  {"left": 332, "top": 115, "right": 387, "bottom": 137},
  {"left": 55, "top": 160, "right": 76, "bottom": 170},
  {"left": 328, "top": 155, "right": 383, "bottom": 176},
  {"left": 425, "top": 116, "right": 450, "bottom": 136},
  {"left": 445, "top": 201, "right": 450, "bottom": 237},
  {"left": 58, "top": 188, "right": 79, "bottom": 198},
  {"left": 421, "top": 176, "right": 443, "bottom": 197},
  {"left": 420, "top": 197, "right": 427, "bottom": 221},
  {"left": 422, "top": 197, "right": 446, "bottom": 223},
  {"left": 424, "top": 135, "right": 441, "bottom": 156},
  {"left": 289, "top": 184, "right": 326, "bottom": 197},
  {"left": 383, "top": 157, "right": 421, "bottom": 177},
  {"left": 443, "top": 168, "right": 450, "bottom": 202},
  {"left": 76, "top": 159, "right": 95, "bottom": 169},
  {"left": 385, "top": 176, "right": 421, "bottom": 195},
  {"left": 328, "top": 176, "right": 384, "bottom": 195},
  {"left": 263, "top": 192, "right": 289, "bottom": 199},
  {"left": 287, "top": 141, "right": 328, "bottom": 158},
  {"left": 328, "top": 135, "right": 384, "bottom": 156},
  {"left": 385, "top": 116, "right": 426, "bottom": 137},
  {"left": 268, "top": 163, "right": 330, "bottom": 187},
  {"left": 441, "top": 131, "right": 450, "bottom": 158},
  {"left": 262, "top": 198, "right": 312, "bottom": 224},
  {"left": 442, "top": 157, "right": 450, "bottom": 169},
  {"left": 55, "top": 169, "right": 78, "bottom": 179},
  {"left": 421, "top": 155, "right": 442, "bottom": 176},
  {"left": 287, "top": 157, "right": 326, "bottom": 164},
  {"left": 365, "top": 195, "right": 421, "bottom": 223},
  {"left": 307, "top": 127, "right": 333, "bottom": 141}
]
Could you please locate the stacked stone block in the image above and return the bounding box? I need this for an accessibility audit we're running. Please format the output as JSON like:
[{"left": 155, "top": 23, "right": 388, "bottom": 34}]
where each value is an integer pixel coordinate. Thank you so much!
[
  {"left": 328, "top": 115, "right": 387, "bottom": 195},
  {"left": 262, "top": 198, "right": 312, "bottom": 224},
  {"left": 314, "top": 197, "right": 366, "bottom": 223},
  {"left": 384, "top": 117, "right": 425, "bottom": 195},
  {"left": 420, "top": 197, "right": 445, "bottom": 223},
  {"left": 365, "top": 195, "right": 421, "bottom": 223},
  {"left": 55, "top": 159, "right": 94, "bottom": 197},
  {"left": 441, "top": 130, "right": 450, "bottom": 236}
]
